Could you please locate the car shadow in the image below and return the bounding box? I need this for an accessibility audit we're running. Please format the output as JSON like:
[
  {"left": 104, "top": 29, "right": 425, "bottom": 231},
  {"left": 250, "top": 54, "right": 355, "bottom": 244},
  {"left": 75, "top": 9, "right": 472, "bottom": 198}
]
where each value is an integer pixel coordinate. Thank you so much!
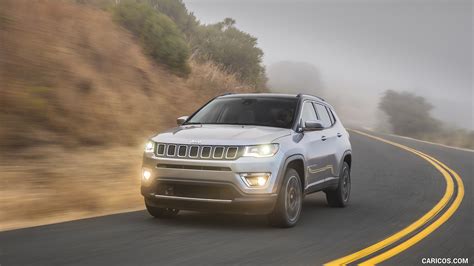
[
  {"left": 145, "top": 194, "right": 331, "bottom": 230},
  {"left": 147, "top": 211, "right": 269, "bottom": 230}
]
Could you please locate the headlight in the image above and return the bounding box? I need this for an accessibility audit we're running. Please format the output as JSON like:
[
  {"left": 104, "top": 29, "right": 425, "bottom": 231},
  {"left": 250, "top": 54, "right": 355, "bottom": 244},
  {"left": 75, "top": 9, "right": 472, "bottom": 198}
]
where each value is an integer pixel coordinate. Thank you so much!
[
  {"left": 144, "top": 141, "right": 155, "bottom": 153},
  {"left": 242, "top": 144, "right": 279, "bottom": 158}
]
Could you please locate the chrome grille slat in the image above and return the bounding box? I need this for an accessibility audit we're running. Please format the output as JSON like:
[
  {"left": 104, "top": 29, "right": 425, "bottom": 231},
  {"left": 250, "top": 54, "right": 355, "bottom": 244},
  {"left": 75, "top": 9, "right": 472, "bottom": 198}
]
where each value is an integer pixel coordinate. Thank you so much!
[
  {"left": 155, "top": 143, "right": 240, "bottom": 160},
  {"left": 225, "top": 147, "right": 238, "bottom": 159},
  {"left": 156, "top": 144, "right": 166, "bottom": 156},
  {"left": 177, "top": 145, "right": 187, "bottom": 157},
  {"left": 200, "top": 146, "right": 212, "bottom": 159},
  {"left": 167, "top": 144, "right": 176, "bottom": 157},
  {"left": 189, "top": 146, "right": 199, "bottom": 158},
  {"left": 213, "top": 147, "right": 224, "bottom": 159}
]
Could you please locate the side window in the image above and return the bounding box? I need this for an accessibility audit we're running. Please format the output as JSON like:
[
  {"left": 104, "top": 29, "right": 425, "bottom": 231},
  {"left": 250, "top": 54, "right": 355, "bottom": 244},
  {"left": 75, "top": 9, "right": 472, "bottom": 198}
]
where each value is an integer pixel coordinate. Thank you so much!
[
  {"left": 314, "top": 103, "right": 332, "bottom": 128},
  {"left": 326, "top": 106, "right": 335, "bottom": 124},
  {"left": 300, "top": 101, "right": 318, "bottom": 124}
]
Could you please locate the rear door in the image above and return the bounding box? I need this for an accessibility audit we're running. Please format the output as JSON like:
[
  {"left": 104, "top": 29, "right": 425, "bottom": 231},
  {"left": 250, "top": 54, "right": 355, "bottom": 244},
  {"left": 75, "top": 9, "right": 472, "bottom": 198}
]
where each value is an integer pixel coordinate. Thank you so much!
[{"left": 313, "top": 103, "right": 338, "bottom": 181}]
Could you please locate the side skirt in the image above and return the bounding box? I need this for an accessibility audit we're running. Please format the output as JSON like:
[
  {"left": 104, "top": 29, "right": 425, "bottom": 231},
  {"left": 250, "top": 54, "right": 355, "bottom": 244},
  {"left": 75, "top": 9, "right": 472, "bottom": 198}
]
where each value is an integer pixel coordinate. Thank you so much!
[{"left": 304, "top": 176, "right": 339, "bottom": 195}]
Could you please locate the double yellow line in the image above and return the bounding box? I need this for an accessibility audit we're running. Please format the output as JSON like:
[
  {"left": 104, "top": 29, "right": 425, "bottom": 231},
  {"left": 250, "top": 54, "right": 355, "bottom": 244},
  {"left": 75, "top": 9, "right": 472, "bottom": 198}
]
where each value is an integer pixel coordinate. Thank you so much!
[{"left": 325, "top": 130, "right": 465, "bottom": 266}]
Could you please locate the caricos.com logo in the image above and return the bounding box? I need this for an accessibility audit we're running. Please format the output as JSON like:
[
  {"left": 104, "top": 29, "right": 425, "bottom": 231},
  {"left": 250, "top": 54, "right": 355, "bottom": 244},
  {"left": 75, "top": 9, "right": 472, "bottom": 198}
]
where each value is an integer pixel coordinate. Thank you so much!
[{"left": 422, "top": 258, "right": 469, "bottom": 264}]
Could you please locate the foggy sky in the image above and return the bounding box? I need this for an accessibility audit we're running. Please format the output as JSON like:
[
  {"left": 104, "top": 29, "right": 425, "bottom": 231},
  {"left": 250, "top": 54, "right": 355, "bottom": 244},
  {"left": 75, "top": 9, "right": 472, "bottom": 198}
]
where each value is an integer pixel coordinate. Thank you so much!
[{"left": 185, "top": 0, "right": 473, "bottom": 129}]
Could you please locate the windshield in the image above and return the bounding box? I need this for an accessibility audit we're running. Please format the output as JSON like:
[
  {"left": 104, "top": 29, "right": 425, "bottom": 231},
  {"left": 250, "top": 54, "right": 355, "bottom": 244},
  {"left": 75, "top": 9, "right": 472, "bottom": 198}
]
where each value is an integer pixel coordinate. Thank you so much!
[{"left": 186, "top": 97, "right": 298, "bottom": 129}]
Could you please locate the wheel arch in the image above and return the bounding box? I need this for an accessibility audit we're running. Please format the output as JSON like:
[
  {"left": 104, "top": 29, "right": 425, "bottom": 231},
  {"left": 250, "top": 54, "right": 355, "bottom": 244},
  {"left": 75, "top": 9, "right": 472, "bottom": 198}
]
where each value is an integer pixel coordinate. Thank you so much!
[
  {"left": 276, "top": 154, "right": 307, "bottom": 193},
  {"left": 344, "top": 151, "right": 352, "bottom": 167},
  {"left": 339, "top": 150, "right": 352, "bottom": 176}
]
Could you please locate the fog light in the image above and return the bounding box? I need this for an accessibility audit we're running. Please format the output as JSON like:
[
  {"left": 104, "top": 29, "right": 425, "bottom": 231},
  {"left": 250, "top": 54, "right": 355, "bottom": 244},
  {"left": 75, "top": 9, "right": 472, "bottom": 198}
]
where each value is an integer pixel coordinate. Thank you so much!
[
  {"left": 257, "top": 176, "right": 267, "bottom": 186},
  {"left": 240, "top": 173, "right": 270, "bottom": 187},
  {"left": 142, "top": 169, "right": 151, "bottom": 181}
]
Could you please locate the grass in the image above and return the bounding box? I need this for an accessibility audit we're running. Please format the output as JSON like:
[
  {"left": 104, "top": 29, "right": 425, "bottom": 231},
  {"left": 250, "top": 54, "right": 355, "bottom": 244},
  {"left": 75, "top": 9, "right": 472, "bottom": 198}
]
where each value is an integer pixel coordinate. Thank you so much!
[{"left": 0, "top": 0, "right": 255, "bottom": 230}]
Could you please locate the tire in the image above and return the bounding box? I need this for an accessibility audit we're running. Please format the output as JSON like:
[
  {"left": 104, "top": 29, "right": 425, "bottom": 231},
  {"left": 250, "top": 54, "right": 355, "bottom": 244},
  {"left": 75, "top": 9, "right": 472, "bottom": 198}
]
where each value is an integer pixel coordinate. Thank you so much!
[
  {"left": 268, "top": 168, "right": 303, "bottom": 228},
  {"left": 325, "top": 161, "right": 351, "bottom": 207},
  {"left": 145, "top": 202, "right": 179, "bottom": 218}
]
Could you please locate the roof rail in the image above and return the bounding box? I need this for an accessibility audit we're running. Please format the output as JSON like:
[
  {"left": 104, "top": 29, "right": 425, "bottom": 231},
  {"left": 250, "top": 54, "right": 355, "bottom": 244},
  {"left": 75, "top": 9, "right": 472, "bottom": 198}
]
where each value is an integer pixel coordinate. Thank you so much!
[
  {"left": 316, "top": 96, "right": 325, "bottom": 101},
  {"left": 296, "top": 93, "right": 325, "bottom": 101}
]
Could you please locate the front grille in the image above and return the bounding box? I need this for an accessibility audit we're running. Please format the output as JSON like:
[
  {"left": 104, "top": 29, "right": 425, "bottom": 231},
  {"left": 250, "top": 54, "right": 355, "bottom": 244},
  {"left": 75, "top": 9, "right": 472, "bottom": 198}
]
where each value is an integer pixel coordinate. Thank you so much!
[{"left": 155, "top": 143, "right": 242, "bottom": 160}]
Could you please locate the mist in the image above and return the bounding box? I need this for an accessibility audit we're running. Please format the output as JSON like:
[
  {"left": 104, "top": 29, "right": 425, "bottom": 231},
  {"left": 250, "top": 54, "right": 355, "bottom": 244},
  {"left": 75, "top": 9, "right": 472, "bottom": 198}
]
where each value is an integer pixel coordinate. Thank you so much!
[{"left": 185, "top": 0, "right": 473, "bottom": 130}]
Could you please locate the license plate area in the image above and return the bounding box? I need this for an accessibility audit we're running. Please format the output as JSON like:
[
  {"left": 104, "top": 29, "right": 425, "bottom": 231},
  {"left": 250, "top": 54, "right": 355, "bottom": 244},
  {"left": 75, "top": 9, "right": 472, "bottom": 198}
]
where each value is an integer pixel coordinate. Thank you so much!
[{"left": 155, "top": 181, "right": 237, "bottom": 200}]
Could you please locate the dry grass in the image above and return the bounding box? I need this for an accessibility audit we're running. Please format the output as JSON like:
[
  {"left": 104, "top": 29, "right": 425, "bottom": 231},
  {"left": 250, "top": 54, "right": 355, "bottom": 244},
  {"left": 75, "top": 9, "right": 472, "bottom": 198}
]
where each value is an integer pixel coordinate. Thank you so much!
[
  {"left": 0, "top": 145, "right": 144, "bottom": 230},
  {"left": 419, "top": 129, "right": 474, "bottom": 150},
  {"left": 0, "top": 0, "right": 253, "bottom": 230}
]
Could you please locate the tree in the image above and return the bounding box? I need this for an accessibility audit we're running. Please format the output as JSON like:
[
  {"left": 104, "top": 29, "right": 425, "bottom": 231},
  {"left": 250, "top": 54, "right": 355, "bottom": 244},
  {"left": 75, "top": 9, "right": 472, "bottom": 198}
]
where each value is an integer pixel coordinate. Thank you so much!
[
  {"left": 379, "top": 90, "right": 439, "bottom": 137},
  {"left": 113, "top": 1, "right": 190, "bottom": 75},
  {"left": 86, "top": 0, "right": 267, "bottom": 85},
  {"left": 141, "top": 0, "right": 199, "bottom": 37},
  {"left": 191, "top": 18, "right": 266, "bottom": 89}
]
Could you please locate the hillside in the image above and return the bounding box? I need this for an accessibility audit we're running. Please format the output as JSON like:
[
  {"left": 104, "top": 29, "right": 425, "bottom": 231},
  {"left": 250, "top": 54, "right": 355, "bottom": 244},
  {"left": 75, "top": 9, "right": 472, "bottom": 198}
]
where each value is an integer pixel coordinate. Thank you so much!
[{"left": 0, "top": 0, "right": 254, "bottom": 230}]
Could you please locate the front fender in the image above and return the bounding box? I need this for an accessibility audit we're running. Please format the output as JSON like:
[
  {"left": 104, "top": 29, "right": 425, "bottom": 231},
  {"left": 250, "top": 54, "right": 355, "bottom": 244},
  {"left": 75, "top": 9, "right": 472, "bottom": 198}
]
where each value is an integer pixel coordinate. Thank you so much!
[{"left": 273, "top": 154, "right": 306, "bottom": 194}]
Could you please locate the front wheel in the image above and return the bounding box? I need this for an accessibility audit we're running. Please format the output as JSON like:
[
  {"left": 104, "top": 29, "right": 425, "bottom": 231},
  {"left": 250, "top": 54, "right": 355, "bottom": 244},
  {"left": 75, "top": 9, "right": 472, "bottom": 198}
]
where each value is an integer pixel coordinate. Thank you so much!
[
  {"left": 268, "top": 168, "right": 303, "bottom": 228},
  {"left": 145, "top": 202, "right": 179, "bottom": 218},
  {"left": 325, "top": 162, "right": 351, "bottom": 207}
]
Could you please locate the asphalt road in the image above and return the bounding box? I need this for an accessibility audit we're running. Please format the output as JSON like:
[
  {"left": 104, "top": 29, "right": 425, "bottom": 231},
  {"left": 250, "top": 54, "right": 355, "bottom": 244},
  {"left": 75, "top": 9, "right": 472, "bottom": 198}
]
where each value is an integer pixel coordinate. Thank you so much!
[{"left": 0, "top": 131, "right": 472, "bottom": 265}]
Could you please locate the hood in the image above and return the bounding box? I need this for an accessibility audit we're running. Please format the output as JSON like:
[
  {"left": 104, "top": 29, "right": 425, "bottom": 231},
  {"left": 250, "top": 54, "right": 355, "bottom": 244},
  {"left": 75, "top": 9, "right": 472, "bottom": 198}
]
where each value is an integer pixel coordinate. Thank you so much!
[{"left": 151, "top": 124, "right": 292, "bottom": 145}]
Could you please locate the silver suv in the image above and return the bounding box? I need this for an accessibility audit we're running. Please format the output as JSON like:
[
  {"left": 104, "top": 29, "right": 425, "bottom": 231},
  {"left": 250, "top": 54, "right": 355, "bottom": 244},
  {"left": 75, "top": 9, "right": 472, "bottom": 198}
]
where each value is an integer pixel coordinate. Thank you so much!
[{"left": 141, "top": 93, "right": 352, "bottom": 227}]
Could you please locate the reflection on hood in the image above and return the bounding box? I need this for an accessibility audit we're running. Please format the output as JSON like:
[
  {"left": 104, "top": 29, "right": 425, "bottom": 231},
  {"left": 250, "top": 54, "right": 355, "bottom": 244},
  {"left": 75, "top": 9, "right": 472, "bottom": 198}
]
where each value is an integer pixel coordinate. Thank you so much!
[{"left": 152, "top": 124, "right": 292, "bottom": 145}]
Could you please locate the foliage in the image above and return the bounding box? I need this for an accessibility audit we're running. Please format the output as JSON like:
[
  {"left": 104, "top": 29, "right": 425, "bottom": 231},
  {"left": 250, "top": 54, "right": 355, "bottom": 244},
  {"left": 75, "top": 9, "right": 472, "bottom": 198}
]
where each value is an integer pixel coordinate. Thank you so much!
[
  {"left": 77, "top": 0, "right": 267, "bottom": 87},
  {"left": 379, "top": 90, "right": 474, "bottom": 149},
  {"left": 192, "top": 18, "right": 266, "bottom": 89},
  {"left": 125, "top": 1, "right": 265, "bottom": 88},
  {"left": 113, "top": 1, "right": 190, "bottom": 75},
  {"left": 143, "top": 0, "right": 199, "bottom": 37},
  {"left": 0, "top": 0, "right": 263, "bottom": 228},
  {"left": 379, "top": 90, "right": 439, "bottom": 138},
  {"left": 142, "top": 1, "right": 267, "bottom": 88}
]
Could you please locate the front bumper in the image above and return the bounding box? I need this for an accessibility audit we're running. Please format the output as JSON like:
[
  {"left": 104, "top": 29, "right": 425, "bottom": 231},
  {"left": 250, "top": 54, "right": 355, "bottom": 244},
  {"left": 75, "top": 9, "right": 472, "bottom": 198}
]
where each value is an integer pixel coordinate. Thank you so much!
[
  {"left": 141, "top": 152, "right": 285, "bottom": 214},
  {"left": 144, "top": 191, "right": 277, "bottom": 215},
  {"left": 142, "top": 179, "right": 277, "bottom": 214}
]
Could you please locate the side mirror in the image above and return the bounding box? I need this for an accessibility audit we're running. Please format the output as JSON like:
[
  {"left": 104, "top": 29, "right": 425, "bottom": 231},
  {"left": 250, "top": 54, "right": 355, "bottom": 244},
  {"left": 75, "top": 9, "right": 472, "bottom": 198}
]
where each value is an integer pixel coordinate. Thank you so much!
[
  {"left": 303, "top": 120, "right": 324, "bottom": 131},
  {"left": 177, "top": 116, "right": 189, "bottom": 126}
]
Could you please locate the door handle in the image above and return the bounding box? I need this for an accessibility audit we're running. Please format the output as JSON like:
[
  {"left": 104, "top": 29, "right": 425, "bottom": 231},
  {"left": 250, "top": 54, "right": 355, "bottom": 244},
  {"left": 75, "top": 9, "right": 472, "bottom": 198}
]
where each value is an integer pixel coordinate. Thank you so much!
[
  {"left": 321, "top": 136, "right": 327, "bottom": 141},
  {"left": 337, "top": 133, "right": 343, "bottom": 138}
]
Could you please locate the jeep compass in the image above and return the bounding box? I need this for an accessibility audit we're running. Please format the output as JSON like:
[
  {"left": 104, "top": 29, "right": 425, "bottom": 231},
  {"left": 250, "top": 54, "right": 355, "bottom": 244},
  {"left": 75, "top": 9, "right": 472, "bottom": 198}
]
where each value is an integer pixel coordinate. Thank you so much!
[{"left": 141, "top": 93, "right": 352, "bottom": 227}]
